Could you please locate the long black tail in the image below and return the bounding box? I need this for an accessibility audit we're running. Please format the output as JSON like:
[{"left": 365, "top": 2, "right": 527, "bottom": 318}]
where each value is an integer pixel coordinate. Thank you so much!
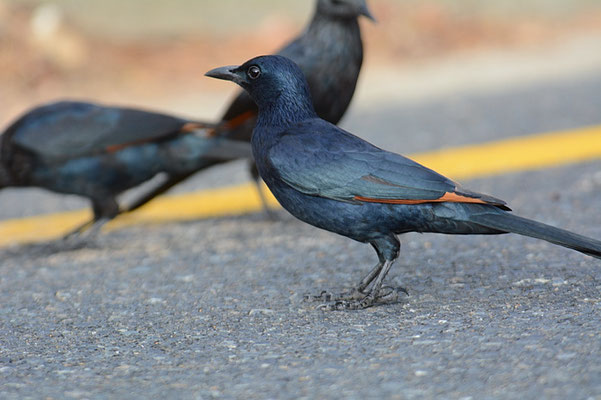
[{"left": 470, "top": 212, "right": 601, "bottom": 260}]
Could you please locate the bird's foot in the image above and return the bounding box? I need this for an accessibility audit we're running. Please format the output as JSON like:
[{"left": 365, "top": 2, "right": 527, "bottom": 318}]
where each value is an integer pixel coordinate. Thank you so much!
[
  {"left": 304, "top": 288, "right": 366, "bottom": 303},
  {"left": 61, "top": 218, "right": 109, "bottom": 248},
  {"left": 318, "top": 294, "right": 378, "bottom": 311},
  {"left": 309, "top": 286, "right": 408, "bottom": 311}
]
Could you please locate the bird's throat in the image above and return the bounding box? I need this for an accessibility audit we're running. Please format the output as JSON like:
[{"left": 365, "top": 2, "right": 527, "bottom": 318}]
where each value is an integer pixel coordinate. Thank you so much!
[{"left": 255, "top": 92, "right": 317, "bottom": 130}]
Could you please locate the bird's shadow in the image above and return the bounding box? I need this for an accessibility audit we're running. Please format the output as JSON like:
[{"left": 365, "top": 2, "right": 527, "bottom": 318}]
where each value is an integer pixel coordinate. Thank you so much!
[
  {"left": 0, "top": 209, "right": 290, "bottom": 261},
  {"left": 0, "top": 237, "right": 101, "bottom": 260}
]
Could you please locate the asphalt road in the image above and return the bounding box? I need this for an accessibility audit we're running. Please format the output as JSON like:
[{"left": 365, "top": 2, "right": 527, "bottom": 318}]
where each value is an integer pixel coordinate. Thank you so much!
[{"left": 1, "top": 72, "right": 601, "bottom": 398}]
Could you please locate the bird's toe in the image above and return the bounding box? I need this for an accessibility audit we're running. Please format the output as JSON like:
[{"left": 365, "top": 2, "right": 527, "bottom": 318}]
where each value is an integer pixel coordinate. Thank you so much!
[
  {"left": 314, "top": 286, "right": 408, "bottom": 311},
  {"left": 304, "top": 288, "right": 365, "bottom": 303},
  {"left": 378, "top": 286, "right": 409, "bottom": 302}
]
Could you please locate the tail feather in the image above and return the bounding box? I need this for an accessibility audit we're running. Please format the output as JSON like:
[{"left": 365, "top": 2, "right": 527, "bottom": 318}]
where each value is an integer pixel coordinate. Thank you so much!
[{"left": 470, "top": 212, "right": 601, "bottom": 260}]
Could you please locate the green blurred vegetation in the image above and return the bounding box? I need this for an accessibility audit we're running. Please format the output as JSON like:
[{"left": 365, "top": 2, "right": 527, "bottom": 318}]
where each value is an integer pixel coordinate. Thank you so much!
[{"left": 6, "top": 0, "right": 601, "bottom": 39}]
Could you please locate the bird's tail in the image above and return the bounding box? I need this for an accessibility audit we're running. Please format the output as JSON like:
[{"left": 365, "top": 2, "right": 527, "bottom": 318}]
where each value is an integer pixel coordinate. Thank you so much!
[{"left": 470, "top": 211, "right": 601, "bottom": 260}]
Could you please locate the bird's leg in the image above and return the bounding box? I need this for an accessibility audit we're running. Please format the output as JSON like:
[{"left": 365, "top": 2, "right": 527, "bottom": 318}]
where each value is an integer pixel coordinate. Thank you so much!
[
  {"left": 62, "top": 218, "right": 96, "bottom": 240},
  {"left": 305, "top": 259, "right": 384, "bottom": 302},
  {"left": 61, "top": 217, "right": 111, "bottom": 250},
  {"left": 62, "top": 197, "right": 118, "bottom": 241},
  {"left": 317, "top": 236, "right": 405, "bottom": 310},
  {"left": 254, "top": 178, "right": 278, "bottom": 220},
  {"left": 306, "top": 241, "right": 394, "bottom": 303},
  {"left": 249, "top": 160, "right": 277, "bottom": 220},
  {"left": 124, "top": 172, "right": 195, "bottom": 214},
  {"left": 319, "top": 260, "right": 396, "bottom": 311}
]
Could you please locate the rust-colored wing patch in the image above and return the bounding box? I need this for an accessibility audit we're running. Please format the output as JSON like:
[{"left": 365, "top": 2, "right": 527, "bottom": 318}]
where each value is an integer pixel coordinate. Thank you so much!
[
  {"left": 105, "top": 143, "right": 134, "bottom": 153},
  {"left": 181, "top": 122, "right": 213, "bottom": 133},
  {"left": 354, "top": 192, "right": 489, "bottom": 206},
  {"left": 220, "top": 111, "right": 256, "bottom": 132},
  {"left": 105, "top": 122, "right": 213, "bottom": 153}
]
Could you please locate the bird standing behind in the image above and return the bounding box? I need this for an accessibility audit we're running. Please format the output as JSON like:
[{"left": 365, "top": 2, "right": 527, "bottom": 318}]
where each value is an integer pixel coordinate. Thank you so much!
[
  {"left": 131, "top": 0, "right": 375, "bottom": 211},
  {"left": 0, "top": 0, "right": 374, "bottom": 238},
  {"left": 206, "top": 55, "right": 601, "bottom": 310}
]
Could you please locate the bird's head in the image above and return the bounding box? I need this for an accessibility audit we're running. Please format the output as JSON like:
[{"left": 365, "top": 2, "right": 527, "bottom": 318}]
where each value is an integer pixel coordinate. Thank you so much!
[
  {"left": 206, "top": 55, "right": 316, "bottom": 120},
  {"left": 317, "top": 0, "right": 376, "bottom": 22}
]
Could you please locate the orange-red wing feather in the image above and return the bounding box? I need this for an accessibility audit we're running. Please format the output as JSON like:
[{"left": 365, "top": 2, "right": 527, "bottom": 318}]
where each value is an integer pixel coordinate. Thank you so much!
[
  {"left": 105, "top": 122, "right": 214, "bottom": 153},
  {"left": 222, "top": 111, "right": 256, "bottom": 131},
  {"left": 354, "top": 192, "right": 489, "bottom": 206}
]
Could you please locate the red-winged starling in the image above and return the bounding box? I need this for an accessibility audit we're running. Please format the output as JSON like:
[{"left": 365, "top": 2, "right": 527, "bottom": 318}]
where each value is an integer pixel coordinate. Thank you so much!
[
  {"left": 206, "top": 55, "right": 601, "bottom": 310},
  {"left": 0, "top": 101, "right": 251, "bottom": 237},
  {"left": 0, "top": 0, "right": 375, "bottom": 238},
  {"left": 132, "top": 0, "right": 375, "bottom": 212}
]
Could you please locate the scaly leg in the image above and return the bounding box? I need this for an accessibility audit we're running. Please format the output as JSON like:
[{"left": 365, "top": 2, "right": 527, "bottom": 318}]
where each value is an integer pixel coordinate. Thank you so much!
[
  {"left": 62, "top": 197, "right": 118, "bottom": 241},
  {"left": 316, "top": 236, "right": 406, "bottom": 310}
]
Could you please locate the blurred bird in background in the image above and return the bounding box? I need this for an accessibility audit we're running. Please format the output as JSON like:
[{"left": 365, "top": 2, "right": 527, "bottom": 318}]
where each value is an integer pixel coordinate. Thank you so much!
[
  {"left": 0, "top": 101, "right": 251, "bottom": 237},
  {"left": 126, "top": 0, "right": 375, "bottom": 213},
  {"left": 0, "top": 0, "right": 374, "bottom": 238}
]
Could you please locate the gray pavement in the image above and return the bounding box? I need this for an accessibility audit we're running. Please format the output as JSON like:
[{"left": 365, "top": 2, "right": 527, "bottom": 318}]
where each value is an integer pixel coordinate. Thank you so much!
[{"left": 1, "top": 73, "right": 601, "bottom": 399}]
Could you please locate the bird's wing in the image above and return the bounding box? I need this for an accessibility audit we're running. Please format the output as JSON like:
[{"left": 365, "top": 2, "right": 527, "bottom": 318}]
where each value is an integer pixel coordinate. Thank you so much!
[
  {"left": 266, "top": 119, "right": 509, "bottom": 209},
  {"left": 11, "top": 101, "right": 213, "bottom": 160}
]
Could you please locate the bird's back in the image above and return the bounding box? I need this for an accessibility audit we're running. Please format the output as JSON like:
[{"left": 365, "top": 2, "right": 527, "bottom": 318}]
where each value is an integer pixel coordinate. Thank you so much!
[{"left": 4, "top": 101, "right": 196, "bottom": 162}]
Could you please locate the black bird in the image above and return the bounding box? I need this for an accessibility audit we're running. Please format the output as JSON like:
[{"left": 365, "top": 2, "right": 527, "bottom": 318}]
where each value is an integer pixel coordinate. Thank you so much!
[
  {"left": 1, "top": 0, "right": 374, "bottom": 237},
  {"left": 0, "top": 101, "right": 252, "bottom": 237},
  {"left": 130, "top": 0, "right": 375, "bottom": 211},
  {"left": 206, "top": 55, "right": 601, "bottom": 310}
]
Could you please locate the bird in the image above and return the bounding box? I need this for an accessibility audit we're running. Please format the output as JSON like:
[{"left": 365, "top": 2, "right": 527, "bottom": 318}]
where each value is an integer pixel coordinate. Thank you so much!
[
  {"left": 0, "top": 0, "right": 375, "bottom": 237},
  {"left": 0, "top": 100, "right": 252, "bottom": 238},
  {"left": 131, "top": 0, "right": 376, "bottom": 212},
  {"left": 205, "top": 55, "right": 601, "bottom": 310}
]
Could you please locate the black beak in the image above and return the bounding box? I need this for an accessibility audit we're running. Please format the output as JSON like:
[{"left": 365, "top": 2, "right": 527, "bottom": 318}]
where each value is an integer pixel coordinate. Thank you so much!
[{"left": 205, "top": 65, "right": 242, "bottom": 83}]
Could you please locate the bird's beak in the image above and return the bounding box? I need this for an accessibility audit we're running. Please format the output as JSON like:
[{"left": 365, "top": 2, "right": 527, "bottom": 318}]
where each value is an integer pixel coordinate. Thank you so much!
[
  {"left": 359, "top": 1, "right": 377, "bottom": 23},
  {"left": 205, "top": 65, "right": 242, "bottom": 84}
]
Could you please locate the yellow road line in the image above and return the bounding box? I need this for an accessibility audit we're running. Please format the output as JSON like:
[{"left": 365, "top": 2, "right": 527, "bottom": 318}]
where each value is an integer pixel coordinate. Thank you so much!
[
  {"left": 413, "top": 125, "right": 601, "bottom": 180},
  {"left": 1, "top": 125, "right": 600, "bottom": 246}
]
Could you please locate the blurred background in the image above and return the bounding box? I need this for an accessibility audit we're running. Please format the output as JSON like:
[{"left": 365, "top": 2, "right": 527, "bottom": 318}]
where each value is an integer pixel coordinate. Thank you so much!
[
  {"left": 1, "top": 0, "right": 601, "bottom": 220},
  {"left": 2, "top": 0, "right": 601, "bottom": 126}
]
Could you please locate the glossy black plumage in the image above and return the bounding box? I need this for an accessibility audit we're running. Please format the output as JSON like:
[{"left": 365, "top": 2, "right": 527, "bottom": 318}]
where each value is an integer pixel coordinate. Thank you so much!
[
  {"left": 0, "top": 0, "right": 374, "bottom": 236},
  {"left": 141, "top": 0, "right": 374, "bottom": 205},
  {"left": 206, "top": 55, "right": 601, "bottom": 310},
  {"left": 0, "top": 101, "right": 251, "bottom": 236}
]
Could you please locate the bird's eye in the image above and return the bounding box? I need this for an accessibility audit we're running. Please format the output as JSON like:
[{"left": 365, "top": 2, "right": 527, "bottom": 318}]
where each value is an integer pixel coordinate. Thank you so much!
[{"left": 247, "top": 66, "right": 261, "bottom": 80}]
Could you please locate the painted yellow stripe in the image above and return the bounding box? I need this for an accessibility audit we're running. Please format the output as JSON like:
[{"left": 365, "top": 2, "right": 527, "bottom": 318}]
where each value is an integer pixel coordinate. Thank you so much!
[
  {"left": 412, "top": 125, "right": 601, "bottom": 180},
  {"left": 0, "top": 125, "right": 600, "bottom": 246},
  {"left": 0, "top": 182, "right": 278, "bottom": 246}
]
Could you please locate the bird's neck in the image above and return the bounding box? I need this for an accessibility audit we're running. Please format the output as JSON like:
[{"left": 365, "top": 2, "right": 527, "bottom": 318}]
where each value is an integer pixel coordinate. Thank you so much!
[
  {"left": 306, "top": 10, "right": 360, "bottom": 39},
  {"left": 255, "top": 91, "right": 317, "bottom": 130}
]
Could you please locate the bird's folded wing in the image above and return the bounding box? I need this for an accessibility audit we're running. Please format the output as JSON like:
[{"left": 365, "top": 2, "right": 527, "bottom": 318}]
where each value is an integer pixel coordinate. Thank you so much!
[
  {"left": 12, "top": 101, "right": 215, "bottom": 160},
  {"left": 267, "top": 120, "right": 508, "bottom": 208},
  {"left": 195, "top": 137, "right": 253, "bottom": 160}
]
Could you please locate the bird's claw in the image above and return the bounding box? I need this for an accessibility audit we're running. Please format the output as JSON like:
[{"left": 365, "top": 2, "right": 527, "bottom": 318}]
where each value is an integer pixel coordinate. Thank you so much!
[
  {"left": 378, "top": 285, "right": 409, "bottom": 301},
  {"left": 317, "top": 294, "right": 377, "bottom": 311},
  {"left": 311, "top": 286, "right": 409, "bottom": 311},
  {"left": 304, "top": 288, "right": 365, "bottom": 303}
]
